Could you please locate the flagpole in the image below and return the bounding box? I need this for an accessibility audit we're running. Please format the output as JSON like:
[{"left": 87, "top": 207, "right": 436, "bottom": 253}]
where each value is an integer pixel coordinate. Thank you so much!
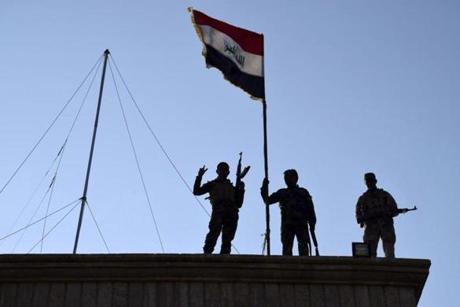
[
  {"left": 190, "top": 9, "right": 270, "bottom": 254},
  {"left": 262, "top": 98, "right": 271, "bottom": 256},
  {"left": 73, "top": 49, "right": 110, "bottom": 254},
  {"left": 260, "top": 34, "right": 271, "bottom": 256}
]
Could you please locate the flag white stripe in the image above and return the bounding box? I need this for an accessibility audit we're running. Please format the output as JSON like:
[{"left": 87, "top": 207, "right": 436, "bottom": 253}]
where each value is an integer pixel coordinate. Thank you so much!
[{"left": 199, "top": 25, "right": 263, "bottom": 77}]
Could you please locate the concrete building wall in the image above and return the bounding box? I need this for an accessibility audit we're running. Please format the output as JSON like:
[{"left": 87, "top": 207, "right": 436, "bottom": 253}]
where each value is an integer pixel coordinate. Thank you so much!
[{"left": 0, "top": 254, "right": 430, "bottom": 307}]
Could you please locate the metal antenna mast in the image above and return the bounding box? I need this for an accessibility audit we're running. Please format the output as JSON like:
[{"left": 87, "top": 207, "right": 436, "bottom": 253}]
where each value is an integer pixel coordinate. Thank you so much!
[{"left": 73, "top": 49, "right": 110, "bottom": 254}]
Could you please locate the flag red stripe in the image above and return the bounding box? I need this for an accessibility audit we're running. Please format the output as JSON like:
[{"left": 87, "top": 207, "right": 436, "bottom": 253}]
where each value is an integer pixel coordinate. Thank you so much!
[{"left": 193, "top": 10, "right": 263, "bottom": 56}]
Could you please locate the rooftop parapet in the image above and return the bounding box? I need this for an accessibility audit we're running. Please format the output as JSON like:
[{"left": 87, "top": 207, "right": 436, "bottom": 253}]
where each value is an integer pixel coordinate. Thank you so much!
[{"left": 0, "top": 254, "right": 430, "bottom": 306}]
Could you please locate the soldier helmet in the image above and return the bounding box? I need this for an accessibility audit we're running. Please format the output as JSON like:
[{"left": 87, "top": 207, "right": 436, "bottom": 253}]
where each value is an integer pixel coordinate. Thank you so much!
[
  {"left": 364, "top": 172, "right": 377, "bottom": 183},
  {"left": 216, "top": 162, "right": 230, "bottom": 177},
  {"left": 284, "top": 169, "right": 299, "bottom": 181},
  {"left": 217, "top": 162, "right": 229, "bottom": 171}
]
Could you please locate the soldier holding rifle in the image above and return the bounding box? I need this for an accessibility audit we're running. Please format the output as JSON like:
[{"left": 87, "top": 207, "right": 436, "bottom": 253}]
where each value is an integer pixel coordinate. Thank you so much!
[
  {"left": 193, "top": 154, "right": 249, "bottom": 255},
  {"left": 356, "top": 172, "right": 416, "bottom": 258}
]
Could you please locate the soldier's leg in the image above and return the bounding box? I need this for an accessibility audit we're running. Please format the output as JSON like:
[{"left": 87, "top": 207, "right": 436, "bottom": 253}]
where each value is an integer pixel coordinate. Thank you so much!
[
  {"left": 220, "top": 210, "right": 239, "bottom": 254},
  {"left": 295, "top": 222, "right": 310, "bottom": 256},
  {"left": 381, "top": 222, "right": 396, "bottom": 258},
  {"left": 281, "top": 220, "right": 295, "bottom": 256},
  {"left": 203, "top": 210, "right": 223, "bottom": 254},
  {"left": 363, "top": 223, "right": 380, "bottom": 257}
]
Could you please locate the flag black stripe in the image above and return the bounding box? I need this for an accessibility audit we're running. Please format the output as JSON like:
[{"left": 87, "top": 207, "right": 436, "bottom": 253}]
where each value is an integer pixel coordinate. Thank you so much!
[{"left": 204, "top": 44, "right": 265, "bottom": 99}]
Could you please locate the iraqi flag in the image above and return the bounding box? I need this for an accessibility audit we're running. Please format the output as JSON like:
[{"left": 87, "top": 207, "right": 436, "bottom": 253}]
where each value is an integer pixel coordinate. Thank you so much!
[{"left": 189, "top": 8, "right": 265, "bottom": 100}]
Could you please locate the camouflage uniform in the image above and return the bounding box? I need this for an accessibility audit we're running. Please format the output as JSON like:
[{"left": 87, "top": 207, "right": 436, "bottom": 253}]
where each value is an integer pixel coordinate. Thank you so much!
[
  {"left": 264, "top": 186, "right": 316, "bottom": 256},
  {"left": 356, "top": 188, "right": 398, "bottom": 258},
  {"left": 193, "top": 176, "right": 245, "bottom": 254}
]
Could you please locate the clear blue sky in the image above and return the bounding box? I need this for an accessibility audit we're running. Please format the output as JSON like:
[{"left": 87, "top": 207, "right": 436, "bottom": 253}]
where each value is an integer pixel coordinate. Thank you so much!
[{"left": 0, "top": 1, "right": 458, "bottom": 305}]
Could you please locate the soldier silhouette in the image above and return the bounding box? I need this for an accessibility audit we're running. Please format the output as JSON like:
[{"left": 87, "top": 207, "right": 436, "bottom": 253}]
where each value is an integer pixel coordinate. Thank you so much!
[
  {"left": 193, "top": 162, "right": 246, "bottom": 254},
  {"left": 261, "top": 169, "right": 316, "bottom": 256},
  {"left": 356, "top": 172, "right": 398, "bottom": 258}
]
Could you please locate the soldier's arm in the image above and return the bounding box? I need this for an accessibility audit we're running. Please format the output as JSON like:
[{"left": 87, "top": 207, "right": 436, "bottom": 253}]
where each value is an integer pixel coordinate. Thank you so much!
[
  {"left": 356, "top": 197, "right": 364, "bottom": 226},
  {"left": 304, "top": 191, "right": 317, "bottom": 228},
  {"left": 193, "top": 176, "right": 210, "bottom": 196},
  {"left": 260, "top": 179, "right": 269, "bottom": 203},
  {"left": 385, "top": 192, "right": 399, "bottom": 216},
  {"left": 260, "top": 179, "right": 283, "bottom": 205},
  {"left": 265, "top": 190, "right": 283, "bottom": 205}
]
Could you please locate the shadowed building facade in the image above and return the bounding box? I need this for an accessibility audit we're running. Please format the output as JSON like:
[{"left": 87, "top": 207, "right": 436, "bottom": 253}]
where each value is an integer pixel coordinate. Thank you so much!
[{"left": 0, "top": 254, "right": 429, "bottom": 306}]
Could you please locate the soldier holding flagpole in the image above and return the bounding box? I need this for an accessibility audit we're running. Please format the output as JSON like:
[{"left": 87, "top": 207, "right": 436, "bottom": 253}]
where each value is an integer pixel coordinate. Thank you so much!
[{"left": 189, "top": 8, "right": 273, "bottom": 254}]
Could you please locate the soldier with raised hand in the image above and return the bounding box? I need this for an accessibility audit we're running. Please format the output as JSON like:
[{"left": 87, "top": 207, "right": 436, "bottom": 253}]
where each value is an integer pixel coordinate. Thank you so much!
[
  {"left": 260, "top": 169, "right": 316, "bottom": 256},
  {"left": 356, "top": 172, "right": 398, "bottom": 258},
  {"left": 193, "top": 162, "right": 245, "bottom": 254}
]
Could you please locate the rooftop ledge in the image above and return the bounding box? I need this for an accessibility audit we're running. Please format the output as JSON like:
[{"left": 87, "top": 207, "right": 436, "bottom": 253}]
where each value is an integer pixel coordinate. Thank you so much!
[{"left": 0, "top": 254, "right": 430, "bottom": 306}]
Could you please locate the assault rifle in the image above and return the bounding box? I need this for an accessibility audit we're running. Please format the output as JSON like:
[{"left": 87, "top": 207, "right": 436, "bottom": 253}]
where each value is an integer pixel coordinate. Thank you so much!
[
  {"left": 358, "top": 206, "right": 418, "bottom": 228},
  {"left": 236, "top": 152, "right": 250, "bottom": 187},
  {"left": 309, "top": 226, "right": 320, "bottom": 256},
  {"left": 395, "top": 206, "right": 417, "bottom": 216}
]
